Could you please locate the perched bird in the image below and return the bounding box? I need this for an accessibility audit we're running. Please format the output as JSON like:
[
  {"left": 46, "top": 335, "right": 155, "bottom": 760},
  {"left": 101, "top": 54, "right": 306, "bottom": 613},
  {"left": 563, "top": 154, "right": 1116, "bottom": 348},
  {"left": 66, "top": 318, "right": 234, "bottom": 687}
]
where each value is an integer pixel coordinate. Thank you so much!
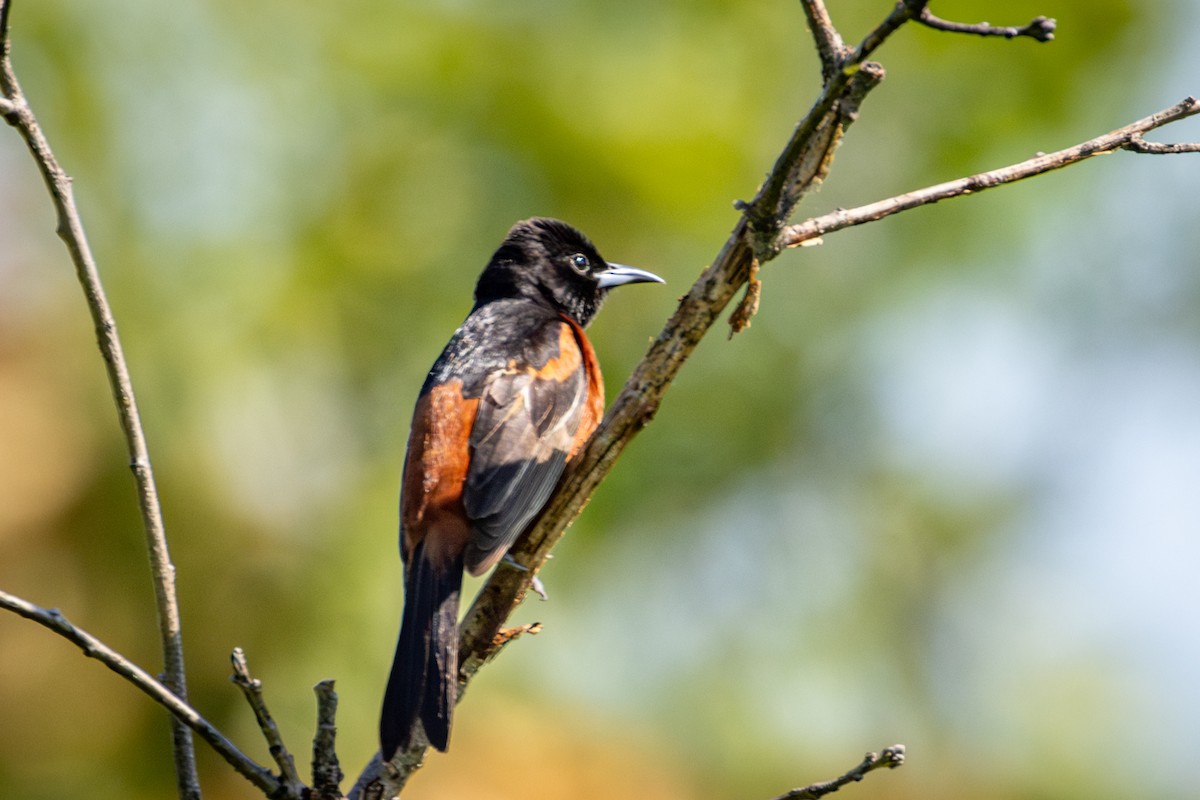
[{"left": 380, "top": 217, "right": 663, "bottom": 757}]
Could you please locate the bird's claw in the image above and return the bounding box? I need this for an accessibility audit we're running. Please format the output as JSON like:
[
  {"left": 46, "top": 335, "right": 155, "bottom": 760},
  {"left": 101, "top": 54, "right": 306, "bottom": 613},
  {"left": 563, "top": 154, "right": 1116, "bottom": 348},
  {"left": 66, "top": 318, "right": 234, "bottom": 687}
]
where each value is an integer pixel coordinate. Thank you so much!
[{"left": 501, "top": 554, "right": 549, "bottom": 601}]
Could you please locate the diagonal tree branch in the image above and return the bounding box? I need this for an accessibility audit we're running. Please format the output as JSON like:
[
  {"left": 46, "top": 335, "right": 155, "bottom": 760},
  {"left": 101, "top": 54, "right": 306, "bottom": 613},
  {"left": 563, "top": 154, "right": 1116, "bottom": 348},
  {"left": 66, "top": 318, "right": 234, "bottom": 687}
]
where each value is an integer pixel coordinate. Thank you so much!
[
  {"left": 777, "top": 96, "right": 1200, "bottom": 251},
  {"left": 356, "top": 4, "right": 923, "bottom": 797},
  {"left": 0, "top": 2, "right": 198, "bottom": 796},
  {"left": 0, "top": 589, "right": 282, "bottom": 797},
  {"left": 455, "top": 3, "right": 1094, "bottom": 696}
]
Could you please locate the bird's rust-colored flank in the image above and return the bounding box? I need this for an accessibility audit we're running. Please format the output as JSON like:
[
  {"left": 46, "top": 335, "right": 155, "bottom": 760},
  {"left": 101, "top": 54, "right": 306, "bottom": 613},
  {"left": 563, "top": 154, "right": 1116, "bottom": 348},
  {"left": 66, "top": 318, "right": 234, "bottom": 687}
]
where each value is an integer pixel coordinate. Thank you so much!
[
  {"left": 380, "top": 217, "right": 663, "bottom": 758},
  {"left": 401, "top": 381, "right": 478, "bottom": 571},
  {"left": 562, "top": 317, "right": 603, "bottom": 460}
]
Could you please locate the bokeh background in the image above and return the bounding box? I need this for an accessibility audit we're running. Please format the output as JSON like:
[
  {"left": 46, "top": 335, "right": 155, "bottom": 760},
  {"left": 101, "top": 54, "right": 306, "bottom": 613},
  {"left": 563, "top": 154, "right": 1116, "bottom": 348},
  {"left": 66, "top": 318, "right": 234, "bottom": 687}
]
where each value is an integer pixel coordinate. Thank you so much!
[{"left": 2, "top": 1, "right": 1199, "bottom": 798}]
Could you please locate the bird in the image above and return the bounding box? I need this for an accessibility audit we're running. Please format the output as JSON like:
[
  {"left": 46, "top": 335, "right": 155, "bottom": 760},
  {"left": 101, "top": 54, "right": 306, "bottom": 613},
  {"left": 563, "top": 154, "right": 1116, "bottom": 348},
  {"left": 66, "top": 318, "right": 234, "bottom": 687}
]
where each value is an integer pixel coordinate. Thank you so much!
[{"left": 379, "top": 217, "right": 664, "bottom": 758}]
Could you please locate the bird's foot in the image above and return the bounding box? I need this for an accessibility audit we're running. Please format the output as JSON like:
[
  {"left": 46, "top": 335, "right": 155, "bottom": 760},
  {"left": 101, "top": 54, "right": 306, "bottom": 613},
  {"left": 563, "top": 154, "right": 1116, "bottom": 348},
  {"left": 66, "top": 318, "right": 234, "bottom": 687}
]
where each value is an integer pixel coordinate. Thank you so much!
[{"left": 501, "top": 554, "right": 548, "bottom": 600}]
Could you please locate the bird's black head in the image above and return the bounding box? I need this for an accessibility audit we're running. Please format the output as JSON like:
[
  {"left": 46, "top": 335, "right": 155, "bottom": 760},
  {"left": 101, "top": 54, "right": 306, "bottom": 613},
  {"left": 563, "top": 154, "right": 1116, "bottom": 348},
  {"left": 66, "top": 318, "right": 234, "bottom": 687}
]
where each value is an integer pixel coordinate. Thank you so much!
[{"left": 475, "top": 217, "right": 663, "bottom": 327}]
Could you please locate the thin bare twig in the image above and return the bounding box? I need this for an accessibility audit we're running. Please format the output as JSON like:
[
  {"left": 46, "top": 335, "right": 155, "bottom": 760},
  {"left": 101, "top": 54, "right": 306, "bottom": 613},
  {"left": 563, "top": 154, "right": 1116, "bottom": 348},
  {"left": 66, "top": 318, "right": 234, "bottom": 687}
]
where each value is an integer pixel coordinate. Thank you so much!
[
  {"left": 852, "top": 2, "right": 1054, "bottom": 66},
  {"left": 0, "top": 2, "right": 198, "bottom": 796},
  {"left": 312, "top": 681, "right": 344, "bottom": 800},
  {"left": 916, "top": 7, "right": 1056, "bottom": 42},
  {"left": 778, "top": 96, "right": 1200, "bottom": 250},
  {"left": 846, "top": 0, "right": 923, "bottom": 67},
  {"left": 230, "top": 648, "right": 306, "bottom": 797},
  {"left": 1124, "top": 132, "right": 1200, "bottom": 154},
  {"left": 771, "top": 745, "right": 906, "bottom": 800},
  {"left": 798, "top": 0, "right": 846, "bottom": 83},
  {"left": 0, "top": 589, "right": 281, "bottom": 797}
]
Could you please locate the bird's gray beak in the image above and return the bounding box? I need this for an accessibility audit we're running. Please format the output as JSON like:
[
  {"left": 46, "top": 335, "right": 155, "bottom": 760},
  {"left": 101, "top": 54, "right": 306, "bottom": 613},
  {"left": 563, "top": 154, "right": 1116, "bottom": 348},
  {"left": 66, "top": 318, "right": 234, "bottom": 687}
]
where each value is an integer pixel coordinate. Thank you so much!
[{"left": 596, "top": 263, "right": 665, "bottom": 289}]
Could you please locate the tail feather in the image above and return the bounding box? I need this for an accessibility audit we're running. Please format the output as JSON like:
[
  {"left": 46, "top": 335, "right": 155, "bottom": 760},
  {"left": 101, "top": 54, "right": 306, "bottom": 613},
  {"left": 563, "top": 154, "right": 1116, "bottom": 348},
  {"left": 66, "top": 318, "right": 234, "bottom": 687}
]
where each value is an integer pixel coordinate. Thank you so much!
[{"left": 380, "top": 543, "right": 463, "bottom": 757}]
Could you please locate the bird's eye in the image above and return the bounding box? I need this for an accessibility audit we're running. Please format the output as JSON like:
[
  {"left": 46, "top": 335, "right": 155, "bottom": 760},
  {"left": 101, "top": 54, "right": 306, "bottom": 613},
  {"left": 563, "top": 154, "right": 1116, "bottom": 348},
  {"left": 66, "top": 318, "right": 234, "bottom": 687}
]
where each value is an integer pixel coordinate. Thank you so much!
[{"left": 570, "top": 253, "right": 590, "bottom": 272}]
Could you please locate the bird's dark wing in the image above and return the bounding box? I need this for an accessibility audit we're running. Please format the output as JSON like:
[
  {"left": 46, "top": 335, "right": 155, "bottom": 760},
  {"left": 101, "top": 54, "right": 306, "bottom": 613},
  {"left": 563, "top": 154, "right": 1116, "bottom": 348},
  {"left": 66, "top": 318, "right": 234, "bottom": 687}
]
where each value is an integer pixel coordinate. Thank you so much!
[{"left": 461, "top": 320, "right": 589, "bottom": 575}]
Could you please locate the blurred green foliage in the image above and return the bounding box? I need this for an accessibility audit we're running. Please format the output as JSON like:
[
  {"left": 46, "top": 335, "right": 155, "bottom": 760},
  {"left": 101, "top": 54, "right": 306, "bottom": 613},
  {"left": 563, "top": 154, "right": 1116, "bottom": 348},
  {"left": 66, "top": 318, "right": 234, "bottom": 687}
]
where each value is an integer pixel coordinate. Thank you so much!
[{"left": 3, "top": 1, "right": 1200, "bottom": 799}]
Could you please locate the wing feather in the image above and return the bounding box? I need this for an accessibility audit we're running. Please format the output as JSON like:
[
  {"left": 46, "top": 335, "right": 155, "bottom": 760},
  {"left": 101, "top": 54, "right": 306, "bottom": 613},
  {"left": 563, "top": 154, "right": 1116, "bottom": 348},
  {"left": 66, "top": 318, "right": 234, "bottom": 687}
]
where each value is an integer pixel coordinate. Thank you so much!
[{"left": 461, "top": 321, "right": 587, "bottom": 575}]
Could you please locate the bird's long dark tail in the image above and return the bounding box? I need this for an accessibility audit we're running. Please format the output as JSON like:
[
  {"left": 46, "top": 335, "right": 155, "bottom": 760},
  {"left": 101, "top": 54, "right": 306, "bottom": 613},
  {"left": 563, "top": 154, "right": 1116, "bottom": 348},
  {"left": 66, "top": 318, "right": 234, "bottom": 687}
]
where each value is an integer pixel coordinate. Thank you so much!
[{"left": 380, "top": 542, "right": 463, "bottom": 757}]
